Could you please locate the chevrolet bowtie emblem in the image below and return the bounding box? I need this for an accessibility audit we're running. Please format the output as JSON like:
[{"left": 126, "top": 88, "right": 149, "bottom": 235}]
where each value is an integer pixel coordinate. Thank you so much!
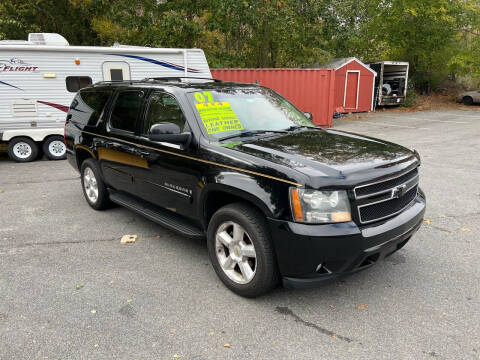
[{"left": 391, "top": 184, "right": 407, "bottom": 198}]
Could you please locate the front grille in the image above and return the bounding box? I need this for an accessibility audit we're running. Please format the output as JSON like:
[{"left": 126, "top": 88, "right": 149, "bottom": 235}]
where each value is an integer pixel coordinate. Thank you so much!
[
  {"left": 354, "top": 168, "right": 419, "bottom": 224},
  {"left": 358, "top": 185, "right": 417, "bottom": 223},
  {"left": 355, "top": 168, "right": 418, "bottom": 198}
]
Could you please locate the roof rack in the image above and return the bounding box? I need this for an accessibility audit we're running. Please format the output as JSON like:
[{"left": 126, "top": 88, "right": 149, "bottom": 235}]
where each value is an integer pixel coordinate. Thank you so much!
[
  {"left": 93, "top": 80, "right": 146, "bottom": 86},
  {"left": 92, "top": 77, "right": 223, "bottom": 88},
  {"left": 142, "top": 77, "right": 222, "bottom": 83}
]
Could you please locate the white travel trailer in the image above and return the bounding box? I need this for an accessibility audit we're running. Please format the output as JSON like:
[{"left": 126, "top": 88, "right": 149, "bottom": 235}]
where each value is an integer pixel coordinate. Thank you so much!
[{"left": 0, "top": 33, "right": 211, "bottom": 162}]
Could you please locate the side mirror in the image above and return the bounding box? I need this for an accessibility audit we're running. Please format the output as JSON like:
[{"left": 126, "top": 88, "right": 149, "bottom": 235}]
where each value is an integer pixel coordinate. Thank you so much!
[
  {"left": 303, "top": 112, "right": 313, "bottom": 121},
  {"left": 148, "top": 122, "right": 191, "bottom": 145}
]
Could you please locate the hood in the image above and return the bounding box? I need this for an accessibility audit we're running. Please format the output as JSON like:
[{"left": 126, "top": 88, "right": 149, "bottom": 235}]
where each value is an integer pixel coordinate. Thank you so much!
[{"left": 226, "top": 129, "right": 415, "bottom": 179}]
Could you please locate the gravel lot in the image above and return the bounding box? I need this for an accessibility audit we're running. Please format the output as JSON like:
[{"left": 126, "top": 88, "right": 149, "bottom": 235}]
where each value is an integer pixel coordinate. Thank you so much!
[{"left": 0, "top": 109, "right": 479, "bottom": 359}]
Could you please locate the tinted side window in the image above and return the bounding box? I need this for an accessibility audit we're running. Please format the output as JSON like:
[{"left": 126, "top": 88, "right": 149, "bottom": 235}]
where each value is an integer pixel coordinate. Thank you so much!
[
  {"left": 110, "top": 90, "right": 145, "bottom": 133},
  {"left": 144, "top": 92, "right": 186, "bottom": 134},
  {"left": 69, "top": 90, "right": 112, "bottom": 126},
  {"left": 66, "top": 76, "right": 92, "bottom": 92}
]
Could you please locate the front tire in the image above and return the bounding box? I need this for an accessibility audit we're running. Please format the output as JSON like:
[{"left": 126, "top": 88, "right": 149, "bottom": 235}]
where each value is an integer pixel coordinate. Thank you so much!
[
  {"left": 7, "top": 137, "right": 38, "bottom": 162},
  {"left": 43, "top": 136, "right": 66, "bottom": 160},
  {"left": 463, "top": 96, "right": 473, "bottom": 105},
  {"left": 80, "top": 159, "right": 110, "bottom": 210},
  {"left": 207, "top": 203, "right": 278, "bottom": 297}
]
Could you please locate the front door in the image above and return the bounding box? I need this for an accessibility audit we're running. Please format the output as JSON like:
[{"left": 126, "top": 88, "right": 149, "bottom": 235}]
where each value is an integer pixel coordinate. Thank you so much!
[
  {"left": 344, "top": 71, "right": 359, "bottom": 109},
  {"left": 102, "top": 61, "right": 131, "bottom": 81},
  {"left": 133, "top": 91, "right": 201, "bottom": 219}
]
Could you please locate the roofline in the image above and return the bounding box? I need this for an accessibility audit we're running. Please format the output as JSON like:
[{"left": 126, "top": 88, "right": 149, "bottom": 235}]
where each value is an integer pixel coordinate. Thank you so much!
[
  {"left": 212, "top": 68, "right": 333, "bottom": 71},
  {"left": 0, "top": 44, "right": 205, "bottom": 54},
  {"left": 367, "top": 61, "right": 409, "bottom": 66},
  {"left": 329, "top": 57, "right": 377, "bottom": 76}
]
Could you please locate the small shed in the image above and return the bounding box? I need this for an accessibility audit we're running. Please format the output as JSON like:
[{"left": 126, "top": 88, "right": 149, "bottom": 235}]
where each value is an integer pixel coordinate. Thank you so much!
[{"left": 324, "top": 57, "right": 376, "bottom": 113}]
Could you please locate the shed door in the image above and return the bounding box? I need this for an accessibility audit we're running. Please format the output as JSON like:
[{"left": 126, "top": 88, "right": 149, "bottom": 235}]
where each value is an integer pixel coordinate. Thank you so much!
[
  {"left": 102, "top": 61, "right": 130, "bottom": 81},
  {"left": 344, "top": 71, "right": 360, "bottom": 109}
]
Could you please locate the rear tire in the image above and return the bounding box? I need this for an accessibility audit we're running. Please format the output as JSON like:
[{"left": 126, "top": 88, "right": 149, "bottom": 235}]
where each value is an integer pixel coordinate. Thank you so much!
[
  {"left": 43, "top": 136, "right": 66, "bottom": 160},
  {"left": 80, "top": 158, "right": 110, "bottom": 210},
  {"left": 463, "top": 96, "right": 473, "bottom": 105},
  {"left": 7, "top": 137, "right": 38, "bottom": 162},
  {"left": 207, "top": 202, "right": 279, "bottom": 297}
]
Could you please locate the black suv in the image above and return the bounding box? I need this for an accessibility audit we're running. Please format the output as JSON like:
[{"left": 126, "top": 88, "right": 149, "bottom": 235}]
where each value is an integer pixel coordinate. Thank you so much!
[{"left": 65, "top": 78, "right": 425, "bottom": 297}]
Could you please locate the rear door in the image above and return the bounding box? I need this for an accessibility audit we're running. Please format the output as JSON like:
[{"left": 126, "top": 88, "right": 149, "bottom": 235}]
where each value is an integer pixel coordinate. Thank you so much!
[{"left": 98, "top": 89, "right": 147, "bottom": 194}]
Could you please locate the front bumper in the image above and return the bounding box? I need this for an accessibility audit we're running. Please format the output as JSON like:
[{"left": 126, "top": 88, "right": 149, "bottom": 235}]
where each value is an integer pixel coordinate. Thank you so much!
[{"left": 268, "top": 190, "right": 426, "bottom": 289}]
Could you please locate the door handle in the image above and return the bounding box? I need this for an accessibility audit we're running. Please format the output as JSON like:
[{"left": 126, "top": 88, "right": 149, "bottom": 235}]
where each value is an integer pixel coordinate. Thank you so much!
[
  {"left": 107, "top": 142, "right": 121, "bottom": 149},
  {"left": 137, "top": 150, "right": 151, "bottom": 158}
]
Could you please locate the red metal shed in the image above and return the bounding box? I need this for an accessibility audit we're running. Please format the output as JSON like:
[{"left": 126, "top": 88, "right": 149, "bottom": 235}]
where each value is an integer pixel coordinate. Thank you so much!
[
  {"left": 324, "top": 57, "right": 376, "bottom": 113},
  {"left": 210, "top": 68, "right": 335, "bottom": 127}
]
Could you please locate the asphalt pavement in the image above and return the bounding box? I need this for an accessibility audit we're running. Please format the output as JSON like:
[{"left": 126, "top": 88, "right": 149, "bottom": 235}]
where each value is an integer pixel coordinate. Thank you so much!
[{"left": 0, "top": 109, "right": 479, "bottom": 359}]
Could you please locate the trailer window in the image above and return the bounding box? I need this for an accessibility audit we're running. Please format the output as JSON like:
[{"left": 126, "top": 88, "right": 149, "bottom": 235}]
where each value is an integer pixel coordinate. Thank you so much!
[
  {"left": 110, "top": 69, "right": 123, "bottom": 81},
  {"left": 66, "top": 76, "right": 93, "bottom": 92}
]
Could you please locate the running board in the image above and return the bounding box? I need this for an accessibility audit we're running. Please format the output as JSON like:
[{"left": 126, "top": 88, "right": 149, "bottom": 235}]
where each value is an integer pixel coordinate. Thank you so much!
[{"left": 109, "top": 190, "right": 204, "bottom": 239}]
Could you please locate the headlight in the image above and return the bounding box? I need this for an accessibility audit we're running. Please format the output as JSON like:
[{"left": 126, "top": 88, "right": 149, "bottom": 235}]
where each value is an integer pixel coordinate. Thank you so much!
[
  {"left": 290, "top": 188, "right": 351, "bottom": 223},
  {"left": 413, "top": 149, "right": 421, "bottom": 166}
]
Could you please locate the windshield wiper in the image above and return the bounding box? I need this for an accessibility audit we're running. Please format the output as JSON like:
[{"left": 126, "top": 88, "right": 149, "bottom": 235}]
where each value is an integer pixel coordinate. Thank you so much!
[
  {"left": 219, "top": 130, "right": 287, "bottom": 142},
  {"left": 282, "top": 125, "right": 311, "bottom": 132}
]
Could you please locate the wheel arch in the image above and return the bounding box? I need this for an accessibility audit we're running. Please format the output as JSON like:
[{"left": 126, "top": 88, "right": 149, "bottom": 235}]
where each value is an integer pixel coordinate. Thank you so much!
[
  {"left": 42, "top": 134, "right": 64, "bottom": 142},
  {"left": 200, "top": 184, "right": 276, "bottom": 230},
  {"left": 2, "top": 128, "right": 63, "bottom": 142},
  {"left": 74, "top": 145, "right": 96, "bottom": 170},
  {"left": 6, "top": 135, "right": 38, "bottom": 144}
]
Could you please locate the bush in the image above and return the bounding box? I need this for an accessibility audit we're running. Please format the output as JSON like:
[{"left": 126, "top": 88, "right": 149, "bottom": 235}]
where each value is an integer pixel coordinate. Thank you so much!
[{"left": 402, "top": 80, "right": 417, "bottom": 107}]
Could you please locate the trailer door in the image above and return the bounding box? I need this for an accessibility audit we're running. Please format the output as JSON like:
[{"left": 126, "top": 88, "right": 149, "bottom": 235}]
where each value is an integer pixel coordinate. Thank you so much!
[{"left": 102, "top": 61, "right": 130, "bottom": 81}]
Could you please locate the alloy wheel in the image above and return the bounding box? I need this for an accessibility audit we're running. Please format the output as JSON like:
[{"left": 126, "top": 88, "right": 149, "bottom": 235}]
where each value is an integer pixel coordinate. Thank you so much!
[
  {"left": 215, "top": 221, "right": 257, "bottom": 284},
  {"left": 83, "top": 167, "right": 99, "bottom": 203}
]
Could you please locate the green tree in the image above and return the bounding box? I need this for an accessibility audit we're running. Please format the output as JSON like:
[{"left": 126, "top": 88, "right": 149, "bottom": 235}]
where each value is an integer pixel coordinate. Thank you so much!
[
  {"left": 205, "top": 0, "right": 329, "bottom": 68},
  {"left": 372, "top": 0, "right": 467, "bottom": 89},
  {"left": 320, "top": 0, "right": 386, "bottom": 61},
  {"left": 1, "top": 0, "right": 480, "bottom": 90},
  {"left": 0, "top": 0, "right": 102, "bottom": 45},
  {"left": 446, "top": 1, "right": 480, "bottom": 80}
]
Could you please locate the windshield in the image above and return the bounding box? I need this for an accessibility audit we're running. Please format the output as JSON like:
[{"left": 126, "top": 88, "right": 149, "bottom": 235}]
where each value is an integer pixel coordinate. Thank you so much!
[{"left": 187, "top": 87, "right": 314, "bottom": 140}]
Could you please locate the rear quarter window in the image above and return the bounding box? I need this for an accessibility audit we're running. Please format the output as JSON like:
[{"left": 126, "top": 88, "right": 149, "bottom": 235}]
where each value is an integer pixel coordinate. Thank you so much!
[{"left": 69, "top": 90, "right": 113, "bottom": 126}]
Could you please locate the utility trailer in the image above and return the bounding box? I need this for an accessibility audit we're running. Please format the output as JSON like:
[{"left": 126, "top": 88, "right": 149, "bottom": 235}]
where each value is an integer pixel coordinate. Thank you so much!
[
  {"left": 0, "top": 33, "right": 211, "bottom": 162},
  {"left": 368, "top": 61, "right": 409, "bottom": 107}
]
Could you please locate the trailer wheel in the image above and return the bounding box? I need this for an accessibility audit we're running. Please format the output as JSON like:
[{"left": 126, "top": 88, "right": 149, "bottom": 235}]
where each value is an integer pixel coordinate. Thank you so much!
[
  {"left": 7, "top": 137, "right": 39, "bottom": 162},
  {"left": 43, "top": 136, "right": 66, "bottom": 160}
]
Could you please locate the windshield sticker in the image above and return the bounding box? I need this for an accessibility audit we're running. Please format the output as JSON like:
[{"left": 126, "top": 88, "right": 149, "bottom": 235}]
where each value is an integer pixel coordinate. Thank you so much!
[
  {"left": 194, "top": 91, "right": 214, "bottom": 103},
  {"left": 195, "top": 102, "right": 244, "bottom": 134}
]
